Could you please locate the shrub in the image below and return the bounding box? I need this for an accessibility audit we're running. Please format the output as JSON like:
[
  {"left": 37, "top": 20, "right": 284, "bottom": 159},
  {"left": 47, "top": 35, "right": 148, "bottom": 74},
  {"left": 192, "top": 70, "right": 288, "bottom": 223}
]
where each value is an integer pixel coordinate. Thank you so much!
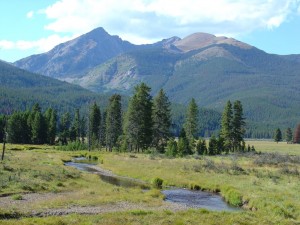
[
  {"left": 223, "top": 187, "right": 243, "bottom": 206},
  {"left": 11, "top": 194, "right": 22, "bottom": 200},
  {"left": 189, "top": 183, "right": 201, "bottom": 190},
  {"left": 57, "top": 141, "right": 88, "bottom": 151},
  {"left": 152, "top": 177, "right": 164, "bottom": 189}
]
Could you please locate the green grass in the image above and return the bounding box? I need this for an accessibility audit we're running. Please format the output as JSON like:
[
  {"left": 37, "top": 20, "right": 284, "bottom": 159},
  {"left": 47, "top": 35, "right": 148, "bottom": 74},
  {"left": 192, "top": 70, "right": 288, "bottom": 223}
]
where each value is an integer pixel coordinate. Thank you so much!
[
  {"left": 0, "top": 141, "right": 300, "bottom": 224},
  {"left": 247, "top": 140, "right": 300, "bottom": 155}
]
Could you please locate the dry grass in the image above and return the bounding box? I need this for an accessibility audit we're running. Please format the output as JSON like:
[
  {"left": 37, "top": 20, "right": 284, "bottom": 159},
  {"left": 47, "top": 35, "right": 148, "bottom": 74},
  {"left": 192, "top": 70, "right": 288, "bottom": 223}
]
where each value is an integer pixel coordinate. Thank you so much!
[{"left": 0, "top": 141, "right": 300, "bottom": 224}]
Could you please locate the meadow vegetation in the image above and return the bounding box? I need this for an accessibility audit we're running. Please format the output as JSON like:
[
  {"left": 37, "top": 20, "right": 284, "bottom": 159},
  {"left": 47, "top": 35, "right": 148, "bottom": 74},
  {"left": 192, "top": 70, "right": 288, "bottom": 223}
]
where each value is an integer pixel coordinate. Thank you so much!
[{"left": 0, "top": 140, "right": 299, "bottom": 224}]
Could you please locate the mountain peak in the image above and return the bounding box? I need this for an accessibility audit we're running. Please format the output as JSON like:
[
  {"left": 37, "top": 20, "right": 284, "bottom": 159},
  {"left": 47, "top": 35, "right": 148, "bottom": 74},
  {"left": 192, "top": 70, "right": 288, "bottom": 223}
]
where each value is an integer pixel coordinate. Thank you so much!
[{"left": 174, "top": 32, "right": 252, "bottom": 52}]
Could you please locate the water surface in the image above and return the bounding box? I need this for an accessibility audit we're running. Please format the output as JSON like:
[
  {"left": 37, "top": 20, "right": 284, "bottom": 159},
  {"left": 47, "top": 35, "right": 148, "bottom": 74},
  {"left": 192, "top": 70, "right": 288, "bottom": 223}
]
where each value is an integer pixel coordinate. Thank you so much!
[{"left": 65, "top": 158, "right": 240, "bottom": 211}]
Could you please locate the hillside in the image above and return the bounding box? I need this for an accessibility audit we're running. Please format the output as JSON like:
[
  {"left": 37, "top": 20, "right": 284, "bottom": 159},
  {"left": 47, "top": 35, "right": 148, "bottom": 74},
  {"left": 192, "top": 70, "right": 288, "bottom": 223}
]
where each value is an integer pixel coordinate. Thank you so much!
[
  {"left": 13, "top": 28, "right": 300, "bottom": 135},
  {"left": 14, "top": 27, "right": 139, "bottom": 79},
  {"left": 0, "top": 60, "right": 104, "bottom": 114}
]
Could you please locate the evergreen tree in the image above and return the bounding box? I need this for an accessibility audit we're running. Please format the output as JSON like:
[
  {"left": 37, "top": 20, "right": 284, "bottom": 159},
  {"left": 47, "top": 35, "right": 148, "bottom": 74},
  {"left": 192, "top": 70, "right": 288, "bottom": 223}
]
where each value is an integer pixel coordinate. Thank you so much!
[
  {"left": 293, "top": 124, "right": 300, "bottom": 144},
  {"left": 285, "top": 127, "right": 293, "bottom": 144},
  {"left": 74, "top": 109, "right": 80, "bottom": 141},
  {"left": 207, "top": 135, "right": 218, "bottom": 155},
  {"left": 220, "top": 100, "right": 233, "bottom": 153},
  {"left": 165, "top": 139, "right": 178, "bottom": 157},
  {"left": 274, "top": 128, "right": 282, "bottom": 143},
  {"left": 31, "top": 111, "right": 46, "bottom": 144},
  {"left": 101, "top": 111, "right": 107, "bottom": 147},
  {"left": 89, "top": 103, "right": 101, "bottom": 147},
  {"left": 44, "top": 108, "right": 57, "bottom": 145},
  {"left": 0, "top": 115, "right": 5, "bottom": 142},
  {"left": 106, "top": 94, "right": 122, "bottom": 151},
  {"left": 232, "top": 100, "right": 245, "bottom": 151},
  {"left": 80, "top": 116, "right": 86, "bottom": 143},
  {"left": 216, "top": 136, "right": 225, "bottom": 155},
  {"left": 177, "top": 128, "right": 191, "bottom": 157},
  {"left": 196, "top": 139, "right": 207, "bottom": 155},
  {"left": 124, "top": 83, "right": 153, "bottom": 151},
  {"left": 152, "top": 89, "right": 172, "bottom": 152},
  {"left": 59, "top": 112, "right": 71, "bottom": 145},
  {"left": 184, "top": 98, "right": 199, "bottom": 147},
  {"left": 8, "top": 111, "right": 31, "bottom": 144}
]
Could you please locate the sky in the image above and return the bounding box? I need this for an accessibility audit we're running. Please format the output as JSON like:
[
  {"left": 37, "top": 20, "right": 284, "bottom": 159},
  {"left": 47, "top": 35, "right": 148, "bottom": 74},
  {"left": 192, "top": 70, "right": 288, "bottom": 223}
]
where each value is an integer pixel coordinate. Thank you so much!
[{"left": 1, "top": 0, "right": 300, "bottom": 62}]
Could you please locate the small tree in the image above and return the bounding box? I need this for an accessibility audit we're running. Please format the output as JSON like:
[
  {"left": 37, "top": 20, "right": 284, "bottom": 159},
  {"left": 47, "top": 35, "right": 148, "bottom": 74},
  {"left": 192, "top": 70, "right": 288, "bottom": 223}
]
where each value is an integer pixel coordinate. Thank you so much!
[
  {"left": 196, "top": 139, "right": 207, "bottom": 155},
  {"left": 184, "top": 98, "right": 199, "bottom": 148},
  {"left": 220, "top": 101, "right": 233, "bottom": 152},
  {"left": 177, "top": 128, "right": 191, "bottom": 157},
  {"left": 285, "top": 128, "right": 293, "bottom": 144},
  {"left": 89, "top": 103, "right": 101, "bottom": 148},
  {"left": 106, "top": 94, "right": 122, "bottom": 151},
  {"left": 274, "top": 128, "right": 282, "bottom": 143},
  {"left": 165, "top": 139, "right": 178, "bottom": 157},
  {"left": 232, "top": 101, "right": 245, "bottom": 151},
  {"left": 152, "top": 89, "right": 171, "bottom": 152},
  {"left": 207, "top": 135, "right": 218, "bottom": 155}
]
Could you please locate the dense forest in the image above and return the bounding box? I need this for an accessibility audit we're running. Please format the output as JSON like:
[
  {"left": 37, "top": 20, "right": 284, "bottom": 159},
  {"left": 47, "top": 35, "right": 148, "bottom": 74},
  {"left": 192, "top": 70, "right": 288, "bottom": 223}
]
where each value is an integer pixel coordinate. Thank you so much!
[{"left": 4, "top": 83, "right": 284, "bottom": 157}]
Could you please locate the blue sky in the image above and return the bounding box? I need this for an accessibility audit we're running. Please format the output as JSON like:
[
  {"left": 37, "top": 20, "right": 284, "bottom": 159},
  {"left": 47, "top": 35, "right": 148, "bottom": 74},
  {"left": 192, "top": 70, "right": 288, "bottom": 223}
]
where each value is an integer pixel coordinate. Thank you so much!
[{"left": 1, "top": 0, "right": 300, "bottom": 62}]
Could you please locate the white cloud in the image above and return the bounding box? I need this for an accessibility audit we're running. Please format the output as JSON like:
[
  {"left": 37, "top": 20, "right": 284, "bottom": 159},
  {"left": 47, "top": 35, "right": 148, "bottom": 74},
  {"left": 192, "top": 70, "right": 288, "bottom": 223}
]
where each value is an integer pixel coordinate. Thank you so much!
[
  {"left": 0, "top": 35, "right": 75, "bottom": 52},
  {"left": 26, "top": 11, "right": 34, "bottom": 19},
  {"left": 1, "top": 0, "right": 299, "bottom": 59},
  {"left": 40, "top": 0, "right": 300, "bottom": 43},
  {"left": 0, "top": 40, "right": 14, "bottom": 49}
]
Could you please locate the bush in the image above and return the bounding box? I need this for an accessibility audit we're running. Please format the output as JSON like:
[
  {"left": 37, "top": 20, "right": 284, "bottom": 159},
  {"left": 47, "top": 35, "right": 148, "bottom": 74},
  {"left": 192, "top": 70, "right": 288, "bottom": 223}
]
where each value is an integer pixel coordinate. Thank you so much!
[
  {"left": 152, "top": 177, "right": 164, "bottom": 189},
  {"left": 223, "top": 187, "right": 243, "bottom": 206},
  {"left": 189, "top": 183, "right": 201, "bottom": 190},
  {"left": 57, "top": 141, "right": 88, "bottom": 151},
  {"left": 11, "top": 194, "right": 22, "bottom": 200}
]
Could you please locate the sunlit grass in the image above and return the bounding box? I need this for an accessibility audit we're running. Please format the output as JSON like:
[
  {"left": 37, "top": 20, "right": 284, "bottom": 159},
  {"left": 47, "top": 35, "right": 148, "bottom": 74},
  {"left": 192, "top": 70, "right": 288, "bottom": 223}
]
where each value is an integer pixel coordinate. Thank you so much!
[{"left": 0, "top": 141, "right": 300, "bottom": 224}]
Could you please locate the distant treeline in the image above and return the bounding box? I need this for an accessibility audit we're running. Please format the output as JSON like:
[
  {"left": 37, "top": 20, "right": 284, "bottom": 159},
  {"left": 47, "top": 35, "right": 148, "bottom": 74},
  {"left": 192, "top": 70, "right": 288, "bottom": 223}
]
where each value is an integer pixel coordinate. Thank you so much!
[
  {"left": 0, "top": 83, "right": 259, "bottom": 156},
  {"left": 1, "top": 83, "right": 299, "bottom": 151}
]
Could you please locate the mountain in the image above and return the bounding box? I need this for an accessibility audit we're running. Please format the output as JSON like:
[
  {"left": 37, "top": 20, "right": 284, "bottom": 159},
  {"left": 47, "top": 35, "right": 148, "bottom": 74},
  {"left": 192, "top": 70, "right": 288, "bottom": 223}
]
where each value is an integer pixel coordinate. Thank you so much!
[
  {"left": 0, "top": 60, "right": 104, "bottom": 114},
  {"left": 14, "top": 27, "right": 139, "bottom": 79},
  {"left": 0, "top": 60, "right": 221, "bottom": 136},
  {"left": 13, "top": 28, "right": 300, "bottom": 135}
]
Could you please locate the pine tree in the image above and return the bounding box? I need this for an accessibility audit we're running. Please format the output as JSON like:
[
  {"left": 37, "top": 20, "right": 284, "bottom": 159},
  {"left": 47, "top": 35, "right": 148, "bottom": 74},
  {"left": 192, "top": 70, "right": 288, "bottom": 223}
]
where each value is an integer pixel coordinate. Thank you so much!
[
  {"left": 165, "top": 139, "right": 178, "bottom": 157},
  {"left": 152, "top": 89, "right": 171, "bottom": 152},
  {"left": 59, "top": 112, "right": 71, "bottom": 145},
  {"left": 0, "top": 115, "right": 6, "bottom": 142},
  {"left": 74, "top": 109, "right": 80, "bottom": 141},
  {"left": 232, "top": 100, "right": 245, "bottom": 151},
  {"left": 7, "top": 111, "right": 30, "bottom": 144},
  {"left": 285, "top": 128, "right": 293, "bottom": 144},
  {"left": 89, "top": 103, "right": 101, "bottom": 148},
  {"left": 31, "top": 110, "right": 46, "bottom": 144},
  {"left": 177, "top": 128, "right": 191, "bottom": 157},
  {"left": 184, "top": 98, "right": 199, "bottom": 149},
  {"left": 196, "top": 139, "right": 207, "bottom": 155},
  {"left": 274, "top": 128, "right": 282, "bottom": 143},
  {"left": 106, "top": 94, "right": 122, "bottom": 151},
  {"left": 207, "top": 135, "right": 218, "bottom": 155},
  {"left": 80, "top": 116, "right": 86, "bottom": 143},
  {"left": 220, "top": 100, "right": 233, "bottom": 153},
  {"left": 124, "top": 83, "right": 153, "bottom": 151},
  {"left": 293, "top": 124, "right": 300, "bottom": 144},
  {"left": 44, "top": 108, "right": 57, "bottom": 145}
]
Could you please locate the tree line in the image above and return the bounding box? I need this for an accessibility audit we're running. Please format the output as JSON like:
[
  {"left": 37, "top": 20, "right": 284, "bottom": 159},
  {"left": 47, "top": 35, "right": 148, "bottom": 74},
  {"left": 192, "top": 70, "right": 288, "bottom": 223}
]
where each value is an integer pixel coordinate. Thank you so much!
[
  {"left": 1, "top": 83, "right": 255, "bottom": 156},
  {"left": 273, "top": 126, "right": 300, "bottom": 144},
  {"left": 2, "top": 82, "right": 300, "bottom": 158}
]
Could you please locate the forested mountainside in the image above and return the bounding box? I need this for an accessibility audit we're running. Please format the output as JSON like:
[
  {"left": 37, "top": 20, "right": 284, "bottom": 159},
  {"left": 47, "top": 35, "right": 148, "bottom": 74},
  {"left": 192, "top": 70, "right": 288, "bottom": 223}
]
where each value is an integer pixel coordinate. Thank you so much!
[{"left": 13, "top": 28, "right": 300, "bottom": 136}]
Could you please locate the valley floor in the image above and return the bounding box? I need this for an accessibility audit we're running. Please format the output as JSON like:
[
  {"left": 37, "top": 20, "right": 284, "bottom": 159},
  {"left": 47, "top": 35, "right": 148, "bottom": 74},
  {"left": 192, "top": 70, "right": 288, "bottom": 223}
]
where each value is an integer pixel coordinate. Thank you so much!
[{"left": 0, "top": 141, "right": 299, "bottom": 224}]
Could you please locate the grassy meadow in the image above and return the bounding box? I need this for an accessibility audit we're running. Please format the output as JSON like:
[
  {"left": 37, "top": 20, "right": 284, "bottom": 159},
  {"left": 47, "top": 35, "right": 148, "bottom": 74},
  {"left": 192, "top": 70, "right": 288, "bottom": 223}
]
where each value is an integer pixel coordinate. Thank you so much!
[{"left": 0, "top": 140, "right": 299, "bottom": 224}]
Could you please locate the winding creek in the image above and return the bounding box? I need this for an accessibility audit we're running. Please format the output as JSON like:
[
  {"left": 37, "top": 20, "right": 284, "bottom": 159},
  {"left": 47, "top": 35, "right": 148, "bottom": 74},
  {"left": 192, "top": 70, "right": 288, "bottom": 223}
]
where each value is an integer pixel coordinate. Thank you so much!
[{"left": 65, "top": 158, "right": 239, "bottom": 212}]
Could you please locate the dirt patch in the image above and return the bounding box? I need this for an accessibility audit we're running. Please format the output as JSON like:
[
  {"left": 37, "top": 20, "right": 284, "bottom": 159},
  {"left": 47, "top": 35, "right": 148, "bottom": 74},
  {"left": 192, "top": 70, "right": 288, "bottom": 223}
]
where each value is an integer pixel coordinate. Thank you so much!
[{"left": 0, "top": 192, "right": 188, "bottom": 218}]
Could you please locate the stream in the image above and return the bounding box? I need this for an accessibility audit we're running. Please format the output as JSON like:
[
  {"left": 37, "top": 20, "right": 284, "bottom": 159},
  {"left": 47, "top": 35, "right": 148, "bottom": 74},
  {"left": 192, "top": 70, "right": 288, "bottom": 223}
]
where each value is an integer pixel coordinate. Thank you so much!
[{"left": 65, "top": 158, "right": 239, "bottom": 211}]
